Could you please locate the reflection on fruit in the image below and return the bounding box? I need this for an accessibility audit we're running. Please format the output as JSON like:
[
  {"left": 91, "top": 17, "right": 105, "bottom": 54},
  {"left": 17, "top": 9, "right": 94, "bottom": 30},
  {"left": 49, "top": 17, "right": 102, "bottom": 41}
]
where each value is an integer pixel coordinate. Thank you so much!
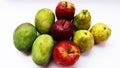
[
  {"left": 13, "top": 23, "right": 37, "bottom": 51},
  {"left": 73, "top": 30, "right": 94, "bottom": 52},
  {"left": 73, "top": 9, "right": 91, "bottom": 30},
  {"left": 90, "top": 23, "right": 111, "bottom": 44},
  {"left": 32, "top": 34, "right": 54, "bottom": 65},
  {"left": 53, "top": 41, "right": 80, "bottom": 66},
  {"left": 51, "top": 19, "right": 74, "bottom": 41},
  {"left": 35, "top": 8, "right": 55, "bottom": 34}
]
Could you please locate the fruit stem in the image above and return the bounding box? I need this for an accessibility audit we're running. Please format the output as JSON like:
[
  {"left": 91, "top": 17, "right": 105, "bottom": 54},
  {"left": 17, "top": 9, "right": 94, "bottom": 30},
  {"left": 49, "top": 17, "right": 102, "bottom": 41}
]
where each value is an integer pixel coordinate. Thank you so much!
[
  {"left": 104, "top": 27, "right": 106, "bottom": 30},
  {"left": 62, "top": 20, "right": 66, "bottom": 27},
  {"left": 65, "top": 2, "right": 67, "bottom": 7},
  {"left": 67, "top": 49, "right": 74, "bottom": 54},
  {"left": 83, "top": 11, "right": 86, "bottom": 15},
  {"left": 83, "top": 10, "right": 88, "bottom": 15}
]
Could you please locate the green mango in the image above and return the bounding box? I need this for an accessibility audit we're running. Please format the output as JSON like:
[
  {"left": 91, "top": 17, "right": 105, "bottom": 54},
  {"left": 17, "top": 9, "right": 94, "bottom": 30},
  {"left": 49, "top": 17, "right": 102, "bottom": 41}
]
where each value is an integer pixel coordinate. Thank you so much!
[
  {"left": 13, "top": 23, "right": 37, "bottom": 51},
  {"left": 32, "top": 34, "right": 54, "bottom": 65},
  {"left": 35, "top": 8, "right": 55, "bottom": 34}
]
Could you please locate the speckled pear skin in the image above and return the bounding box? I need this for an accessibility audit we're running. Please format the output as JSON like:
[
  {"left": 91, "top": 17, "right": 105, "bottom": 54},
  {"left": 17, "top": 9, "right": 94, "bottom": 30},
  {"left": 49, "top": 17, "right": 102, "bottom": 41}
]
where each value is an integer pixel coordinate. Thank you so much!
[
  {"left": 35, "top": 8, "right": 55, "bottom": 34},
  {"left": 32, "top": 34, "right": 54, "bottom": 65},
  {"left": 13, "top": 23, "right": 37, "bottom": 51},
  {"left": 73, "top": 30, "right": 94, "bottom": 53},
  {"left": 90, "top": 23, "right": 111, "bottom": 44},
  {"left": 73, "top": 9, "right": 91, "bottom": 30}
]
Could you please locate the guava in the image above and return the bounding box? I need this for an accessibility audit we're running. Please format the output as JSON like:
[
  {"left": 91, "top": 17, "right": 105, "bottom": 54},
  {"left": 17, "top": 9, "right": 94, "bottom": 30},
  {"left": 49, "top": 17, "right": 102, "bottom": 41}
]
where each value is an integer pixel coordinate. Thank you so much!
[
  {"left": 73, "top": 30, "right": 94, "bottom": 52},
  {"left": 72, "top": 9, "right": 91, "bottom": 30},
  {"left": 90, "top": 23, "right": 111, "bottom": 44}
]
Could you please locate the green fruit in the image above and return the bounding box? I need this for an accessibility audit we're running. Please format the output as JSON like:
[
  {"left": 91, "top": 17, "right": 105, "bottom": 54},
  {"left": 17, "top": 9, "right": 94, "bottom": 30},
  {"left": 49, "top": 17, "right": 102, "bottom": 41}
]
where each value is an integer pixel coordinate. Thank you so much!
[
  {"left": 32, "top": 34, "right": 54, "bottom": 65},
  {"left": 73, "top": 30, "right": 94, "bottom": 53},
  {"left": 73, "top": 9, "right": 91, "bottom": 30},
  {"left": 13, "top": 23, "right": 37, "bottom": 51},
  {"left": 35, "top": 8, "right": 55, "bottom": 34},
  {"left": 90, "top": 23, "right": 111, "bottom": 44}
]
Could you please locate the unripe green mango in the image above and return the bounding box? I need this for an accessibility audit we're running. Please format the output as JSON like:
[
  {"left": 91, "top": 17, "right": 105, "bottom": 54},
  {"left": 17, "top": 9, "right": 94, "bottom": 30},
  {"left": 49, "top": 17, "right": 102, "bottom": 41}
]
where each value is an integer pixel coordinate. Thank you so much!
[
  {"left": 13, "top": 23, "right": 37, "bottom": 51},
  {"left": 35, "top": 8, "right": 55, "bottom": 34},
  {"left": 32, "top": 34, "right": 54, "bottom": 65}
]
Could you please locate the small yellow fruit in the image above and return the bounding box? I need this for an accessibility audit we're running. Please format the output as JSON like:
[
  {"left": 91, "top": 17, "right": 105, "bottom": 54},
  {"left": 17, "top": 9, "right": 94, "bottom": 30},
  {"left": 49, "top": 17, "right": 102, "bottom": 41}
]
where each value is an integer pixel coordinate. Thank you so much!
[
  {"left": 73, "top": 30, "right": 94, "bottom": 53},
  {"left": 90, "top": 23, "right": 111, "bottom": 44}
]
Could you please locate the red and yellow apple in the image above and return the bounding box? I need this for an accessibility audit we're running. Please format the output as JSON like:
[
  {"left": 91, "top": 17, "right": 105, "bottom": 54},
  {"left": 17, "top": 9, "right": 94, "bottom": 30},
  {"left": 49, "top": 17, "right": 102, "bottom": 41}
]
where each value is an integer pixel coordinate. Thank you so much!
[
  {"left": 55, "top": 1, "right": 75, "bottom": 21},
  {"left": 53, "top": 41, "right": 80, "bottom": 66}
]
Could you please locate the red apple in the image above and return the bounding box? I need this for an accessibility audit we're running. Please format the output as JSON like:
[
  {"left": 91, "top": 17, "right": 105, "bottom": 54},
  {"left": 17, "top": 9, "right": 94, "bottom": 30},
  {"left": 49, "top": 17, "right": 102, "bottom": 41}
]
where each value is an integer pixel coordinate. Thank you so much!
[
  {"left": 55, "top": 1, "right": 75, "bottom": 21},
  {"left": 51, "top": 19, "right": 74, "bottom": 41},
  {"left": 53, "top": 41, "right": 80, "bottom": 66}
]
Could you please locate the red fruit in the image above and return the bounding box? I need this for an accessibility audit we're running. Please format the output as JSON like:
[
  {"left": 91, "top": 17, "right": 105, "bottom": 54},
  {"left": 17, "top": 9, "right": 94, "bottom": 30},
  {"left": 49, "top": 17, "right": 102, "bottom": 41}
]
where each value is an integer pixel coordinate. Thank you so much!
[
  {"left": 55, "top": 1, "right": 75, "bottom": 21},
  {"left": 53, "top": 41, "right": 80, "bottom": 66},
  {"left": 51, "top": 19, "right": 74, "bottom": 41}
]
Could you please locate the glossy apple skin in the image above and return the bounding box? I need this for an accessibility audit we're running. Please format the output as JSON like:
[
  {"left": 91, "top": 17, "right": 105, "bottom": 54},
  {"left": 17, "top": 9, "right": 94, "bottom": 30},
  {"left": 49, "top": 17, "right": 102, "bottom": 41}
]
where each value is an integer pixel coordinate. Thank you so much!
[
  {"left": 51, "top": 19, "right": 74, "bottom": 41},
  {"left": 55, "top": 1, "right": 75, "bottom": 21},
  {"left": 53, "top": 41, "right": 80, "bottom": 66}
]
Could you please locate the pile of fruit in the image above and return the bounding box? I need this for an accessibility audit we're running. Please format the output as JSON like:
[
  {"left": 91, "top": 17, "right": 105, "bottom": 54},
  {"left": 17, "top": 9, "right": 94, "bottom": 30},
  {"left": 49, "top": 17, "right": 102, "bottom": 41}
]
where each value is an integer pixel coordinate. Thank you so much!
[{"left": 13, "top": 1, "right": 111, "bottom": 66}]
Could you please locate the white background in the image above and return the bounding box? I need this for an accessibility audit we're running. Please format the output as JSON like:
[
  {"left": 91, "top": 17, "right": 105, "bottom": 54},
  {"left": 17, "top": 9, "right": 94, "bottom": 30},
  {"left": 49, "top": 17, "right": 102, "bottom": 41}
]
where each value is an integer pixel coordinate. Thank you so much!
[{"left": 0, "top": 0, "right": 120, "bottom": 68}]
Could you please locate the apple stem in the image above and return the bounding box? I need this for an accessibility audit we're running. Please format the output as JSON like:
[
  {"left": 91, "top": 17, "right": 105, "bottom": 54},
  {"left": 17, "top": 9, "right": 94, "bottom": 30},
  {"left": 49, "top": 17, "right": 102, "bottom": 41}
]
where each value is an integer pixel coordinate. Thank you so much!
[
  {"left": 67, "top": 49, "right": 74, "bottom": 54},
  {"left": 62, "top": 20, "right": 66, "bottom": 27},
  {"left": 65, "top": 2, "right": 67, "bottom": 7}
]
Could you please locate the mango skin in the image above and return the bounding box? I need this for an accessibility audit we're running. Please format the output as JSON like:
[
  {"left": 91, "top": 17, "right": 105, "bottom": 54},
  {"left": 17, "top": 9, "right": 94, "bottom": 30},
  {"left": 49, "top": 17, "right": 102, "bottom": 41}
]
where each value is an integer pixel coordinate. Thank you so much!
[
  {"left": 32, "top": 34, "right": 54, "bottom": 65},
  {"left": 13, "top": 23, "right": 37, "bottom": 51},
  {"left": 90, "top": 23, "right": 111, "bottom": 44},
  {"left": 35, "top": 8, "right": 55, "bottom": 34},
  {"left": 73, "top": 30, "right": 94, "bottom": 53}
]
